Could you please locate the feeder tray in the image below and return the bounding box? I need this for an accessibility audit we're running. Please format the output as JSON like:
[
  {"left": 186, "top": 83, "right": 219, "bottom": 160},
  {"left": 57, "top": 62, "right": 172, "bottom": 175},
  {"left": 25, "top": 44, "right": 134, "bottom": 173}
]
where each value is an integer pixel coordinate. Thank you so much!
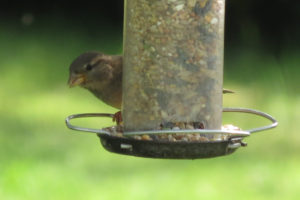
[{"left": 65, "top": 107, "right": 277, "bottom": 159}]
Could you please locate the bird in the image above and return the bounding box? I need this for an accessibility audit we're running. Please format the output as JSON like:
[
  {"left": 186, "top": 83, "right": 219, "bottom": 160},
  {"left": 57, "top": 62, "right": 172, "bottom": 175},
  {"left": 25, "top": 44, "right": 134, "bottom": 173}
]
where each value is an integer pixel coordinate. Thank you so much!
[
  {"left": 68, "top": 52, "right": 122, "bottom": 107},
  {"left": 68, "top": 51, "right": 233, "bottom": 124},
  {"left": 68, "top": 51, "right": 123, "bottom": 123}
]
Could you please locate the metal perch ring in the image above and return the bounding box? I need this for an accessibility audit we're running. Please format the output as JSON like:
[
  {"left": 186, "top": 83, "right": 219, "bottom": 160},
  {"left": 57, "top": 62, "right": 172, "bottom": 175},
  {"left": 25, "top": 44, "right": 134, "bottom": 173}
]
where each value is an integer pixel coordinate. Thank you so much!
[
  {"left": 65, "top": 107, "right": 277, "bottom": 136},
  {"left": 64, "top": 107, "right": 277, "bottom": 159}
]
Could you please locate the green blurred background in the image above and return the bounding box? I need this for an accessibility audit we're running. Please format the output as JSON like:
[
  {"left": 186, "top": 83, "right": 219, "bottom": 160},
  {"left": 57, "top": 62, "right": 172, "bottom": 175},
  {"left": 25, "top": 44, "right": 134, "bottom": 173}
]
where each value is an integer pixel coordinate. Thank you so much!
[{"left": 1, "top": 0, "right": 299, "bottom": 199}]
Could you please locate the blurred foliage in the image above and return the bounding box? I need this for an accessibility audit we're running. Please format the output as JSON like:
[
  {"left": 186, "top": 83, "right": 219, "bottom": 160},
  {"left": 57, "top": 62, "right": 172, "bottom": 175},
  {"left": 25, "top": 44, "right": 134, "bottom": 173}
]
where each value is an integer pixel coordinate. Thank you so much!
[{"left": 1, "top": 1, "right": 300, "bottom": 199}]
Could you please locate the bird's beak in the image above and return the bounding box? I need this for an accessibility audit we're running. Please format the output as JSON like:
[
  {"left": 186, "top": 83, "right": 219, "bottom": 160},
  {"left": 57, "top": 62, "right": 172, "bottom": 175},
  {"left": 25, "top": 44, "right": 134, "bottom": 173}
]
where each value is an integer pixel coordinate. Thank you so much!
[{"left": 68, "top": 73, "right": 86, "bottom": 88}]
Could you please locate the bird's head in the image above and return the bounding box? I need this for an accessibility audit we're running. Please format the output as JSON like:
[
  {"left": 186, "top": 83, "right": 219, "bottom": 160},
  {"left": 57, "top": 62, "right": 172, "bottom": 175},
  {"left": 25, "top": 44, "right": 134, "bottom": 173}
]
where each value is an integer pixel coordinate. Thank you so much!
[{"left": 68, "top": 51, "right": 114, "bottom": 89}]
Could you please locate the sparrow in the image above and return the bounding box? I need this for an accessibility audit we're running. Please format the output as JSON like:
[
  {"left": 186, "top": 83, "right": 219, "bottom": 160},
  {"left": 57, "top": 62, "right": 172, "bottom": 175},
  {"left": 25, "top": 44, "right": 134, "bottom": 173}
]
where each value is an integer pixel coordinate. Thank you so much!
[
  {"left": 68, "top": 51, "right": 122, "bottom": 108},
  {"left": 68, "top": 51, "right": 233, "bottom": 124},
  {"left": 68, "top": 51, "right": 123, "bottom": 123}
]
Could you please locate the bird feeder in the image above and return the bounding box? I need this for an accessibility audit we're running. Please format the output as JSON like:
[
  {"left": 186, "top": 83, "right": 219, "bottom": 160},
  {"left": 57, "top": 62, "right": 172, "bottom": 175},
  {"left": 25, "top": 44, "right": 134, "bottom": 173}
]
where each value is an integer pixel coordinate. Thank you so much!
[{"left": 65, "top": 0, "right": 277, "bottom": 159}]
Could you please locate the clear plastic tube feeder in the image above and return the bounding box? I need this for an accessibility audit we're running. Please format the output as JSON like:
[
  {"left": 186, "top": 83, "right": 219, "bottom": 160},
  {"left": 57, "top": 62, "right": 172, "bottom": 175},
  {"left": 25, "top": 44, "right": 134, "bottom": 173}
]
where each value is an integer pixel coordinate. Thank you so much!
[
  {"left": 123, "top": 0, "right": 225, "bottom": 132},
  {"left": 65, "top": 0, "right": 278, "bottom": 159}
]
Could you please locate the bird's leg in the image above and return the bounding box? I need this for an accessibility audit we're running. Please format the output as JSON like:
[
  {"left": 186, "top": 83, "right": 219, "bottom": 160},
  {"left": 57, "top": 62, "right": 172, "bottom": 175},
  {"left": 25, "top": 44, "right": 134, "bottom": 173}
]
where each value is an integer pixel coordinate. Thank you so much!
[{"left": 113, "top": 111, "right": 123, "bottom": 125}]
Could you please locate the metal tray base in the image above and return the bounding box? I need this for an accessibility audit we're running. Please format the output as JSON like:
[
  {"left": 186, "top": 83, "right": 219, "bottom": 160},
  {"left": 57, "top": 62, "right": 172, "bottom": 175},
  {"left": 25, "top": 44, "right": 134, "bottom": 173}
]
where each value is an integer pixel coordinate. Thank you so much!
[{"left": 99, "top": 134, "right": 238, "bottom": 159}]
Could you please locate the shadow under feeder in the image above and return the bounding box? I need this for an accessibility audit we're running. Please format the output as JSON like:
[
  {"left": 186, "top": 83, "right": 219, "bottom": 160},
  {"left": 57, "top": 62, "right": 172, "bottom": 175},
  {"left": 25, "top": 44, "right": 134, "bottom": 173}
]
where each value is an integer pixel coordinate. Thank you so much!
[{"left": 65, "top": 0, "right": 277, "bottom": 159}]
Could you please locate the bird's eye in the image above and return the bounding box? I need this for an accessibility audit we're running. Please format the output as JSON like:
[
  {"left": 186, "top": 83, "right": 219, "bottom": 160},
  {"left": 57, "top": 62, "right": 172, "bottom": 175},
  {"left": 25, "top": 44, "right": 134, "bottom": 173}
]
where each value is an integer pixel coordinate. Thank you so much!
[{"left": 86, "top": 64, "right": 93, "bottom": 71}]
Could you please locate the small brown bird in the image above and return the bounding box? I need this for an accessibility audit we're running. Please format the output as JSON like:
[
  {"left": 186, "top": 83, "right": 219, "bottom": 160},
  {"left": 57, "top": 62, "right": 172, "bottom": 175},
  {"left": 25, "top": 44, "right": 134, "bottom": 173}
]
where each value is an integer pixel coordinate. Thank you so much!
[
  {"left": 68, "top": 52, "right": 122, "bottom": 108},
  {"left": 68, "top": 51, "right": 233, "bottom": 123}
]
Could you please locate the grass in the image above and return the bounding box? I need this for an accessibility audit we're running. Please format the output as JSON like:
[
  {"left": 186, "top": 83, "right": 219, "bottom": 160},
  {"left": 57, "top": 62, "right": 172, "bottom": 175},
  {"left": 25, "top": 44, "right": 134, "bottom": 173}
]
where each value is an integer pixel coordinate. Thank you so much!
[{"left": 0, "top": 19, "right": 299, "bottom": 200}]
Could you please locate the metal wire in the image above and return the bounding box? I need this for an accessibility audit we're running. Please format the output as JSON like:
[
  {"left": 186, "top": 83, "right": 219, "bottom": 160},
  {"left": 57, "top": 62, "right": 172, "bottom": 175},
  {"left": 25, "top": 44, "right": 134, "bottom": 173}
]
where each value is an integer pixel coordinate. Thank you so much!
[
  {"left": 123, "top": 128, "right": 249, "bottom": 137},
  {"left": 222, "top": 107, "right": 278, "bottom": 133},
  {"left": 65, "top": 113, "right": 113, "bottom": 134},
  {"left": 65, "top": 107, "right": 277, "bottom": 137}
]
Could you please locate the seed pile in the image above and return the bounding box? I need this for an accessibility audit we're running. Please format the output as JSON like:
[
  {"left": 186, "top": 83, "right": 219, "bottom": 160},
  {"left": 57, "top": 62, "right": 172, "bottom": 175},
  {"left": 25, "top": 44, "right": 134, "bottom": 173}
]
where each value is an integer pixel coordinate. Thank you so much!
[{"left": 103, "top": 123, "right": 241, "bottom": 142}]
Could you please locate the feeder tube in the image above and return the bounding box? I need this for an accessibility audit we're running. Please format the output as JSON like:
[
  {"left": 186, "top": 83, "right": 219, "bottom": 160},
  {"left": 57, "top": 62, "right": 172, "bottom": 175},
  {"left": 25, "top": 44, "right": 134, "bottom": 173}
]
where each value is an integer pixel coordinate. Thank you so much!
[{"left": 123, "top": 0, "right": 225, "bottom": 131}]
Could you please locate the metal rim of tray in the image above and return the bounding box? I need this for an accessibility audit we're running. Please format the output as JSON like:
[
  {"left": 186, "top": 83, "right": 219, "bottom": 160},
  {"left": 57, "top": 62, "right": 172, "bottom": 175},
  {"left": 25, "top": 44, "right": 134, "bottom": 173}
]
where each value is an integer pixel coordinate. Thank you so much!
[{"left": 65, "top": 107, "right": 278, "bottom": 138}]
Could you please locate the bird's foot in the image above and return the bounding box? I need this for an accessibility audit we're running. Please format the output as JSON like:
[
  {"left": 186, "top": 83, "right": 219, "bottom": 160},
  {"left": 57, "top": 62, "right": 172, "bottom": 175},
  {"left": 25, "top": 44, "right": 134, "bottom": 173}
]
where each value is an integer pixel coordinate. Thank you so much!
[{"left": 113, "top": 111, "right": 123, "bottom": 125}]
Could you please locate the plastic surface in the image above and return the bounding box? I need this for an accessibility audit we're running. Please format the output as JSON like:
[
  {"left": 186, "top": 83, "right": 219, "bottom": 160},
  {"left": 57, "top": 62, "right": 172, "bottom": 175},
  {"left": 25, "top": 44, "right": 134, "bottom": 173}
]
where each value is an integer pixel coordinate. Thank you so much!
[
  {"left": 123, "top": 0, "right": 225, "bottom": 131},
  {"left": 98, "top": 134, "right": 237, "bottom": 159}
]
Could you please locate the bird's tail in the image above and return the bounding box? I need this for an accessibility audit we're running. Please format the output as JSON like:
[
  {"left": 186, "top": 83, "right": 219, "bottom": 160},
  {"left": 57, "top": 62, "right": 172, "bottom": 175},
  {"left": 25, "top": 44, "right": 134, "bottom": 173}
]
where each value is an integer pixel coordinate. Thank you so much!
[{"left": 223, "top": 89, "right": 235, "bottom": 94}]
